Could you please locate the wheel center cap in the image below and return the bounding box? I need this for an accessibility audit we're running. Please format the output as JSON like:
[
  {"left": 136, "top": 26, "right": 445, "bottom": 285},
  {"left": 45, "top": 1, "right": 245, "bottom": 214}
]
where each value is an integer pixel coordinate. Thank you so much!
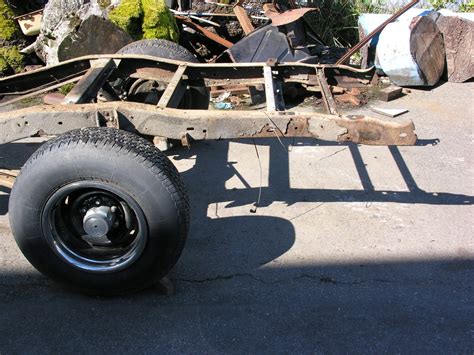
[{"left": 83, "top": 206, "right": 114, "bottom": 238}]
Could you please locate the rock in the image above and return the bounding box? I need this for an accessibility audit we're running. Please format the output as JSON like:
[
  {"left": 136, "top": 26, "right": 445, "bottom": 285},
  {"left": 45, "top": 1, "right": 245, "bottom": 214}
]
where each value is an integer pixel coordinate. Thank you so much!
[
  {"left": 435, "top": 14, "right": 474, "bottom": 83},
  {"left": 35, "top": 0, "right": 179, "bottom": 65},
  {"left": 35, "top": 0, "right": 133, "bottom": 65},
  {"left": 57, "top": 16, "right": 133, "bottom": 62}
]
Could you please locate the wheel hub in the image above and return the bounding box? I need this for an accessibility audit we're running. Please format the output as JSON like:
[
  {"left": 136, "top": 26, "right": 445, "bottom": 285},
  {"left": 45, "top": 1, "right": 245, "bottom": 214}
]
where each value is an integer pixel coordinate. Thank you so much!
[{"left": 83, "top": 206, "right": 116, "bottom": 240}]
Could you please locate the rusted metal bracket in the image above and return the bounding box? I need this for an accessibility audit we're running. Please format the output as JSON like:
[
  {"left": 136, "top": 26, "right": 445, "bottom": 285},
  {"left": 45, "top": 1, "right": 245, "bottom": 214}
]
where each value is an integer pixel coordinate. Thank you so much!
[
  {"left": 63, "top": 59, "right": 118, "bottom": 104},
  {"left": 316, "top": 69, "right": 339, "bottom": 116},
  {"left": 263, "top": 61, "right": 285, "bottom": 111},
  {"left": 0, "top": 171, "right": 16, "bottom": 189}
]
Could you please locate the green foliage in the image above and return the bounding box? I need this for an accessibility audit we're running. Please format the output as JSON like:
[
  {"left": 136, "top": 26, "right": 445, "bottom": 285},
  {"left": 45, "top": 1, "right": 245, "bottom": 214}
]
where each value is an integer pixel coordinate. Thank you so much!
[
  {"left": 303, "top": 0, "right": 386, "bottom": 47},
  {"left": 98, "top": 0, "right": 112, "bottom": 9},
  {"left": 142, "top": 0, "right": 179, "bottom": 41},
  {"left": 0, "top": 46, "right": 24, "bottom": 73},
  {"left": 428, "top": 0, "right": 457, "bottom": 9},
  {"left": 58, "top": 83, "right": 75, "bottom": 95},
  {"left": 0, "top": 0, "right": 19, "bottom": 41},
  {"left": 109, "top": 0, "right": 179, "bottom": 41},
  {"left": 109, "top": 0, "right": 144, "bottom": 39},
  {"left": 0, "top": 56, "right": 10, "bottom": 74},
  {"left": 459, "top": 1, "right": 474, "bottom": 11}
]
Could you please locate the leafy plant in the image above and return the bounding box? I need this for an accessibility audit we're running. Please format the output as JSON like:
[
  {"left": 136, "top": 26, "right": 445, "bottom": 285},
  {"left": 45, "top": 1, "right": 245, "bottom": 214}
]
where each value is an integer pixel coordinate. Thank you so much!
[{"left": 302, "top": 0, "right": 386, "bottom": 47}]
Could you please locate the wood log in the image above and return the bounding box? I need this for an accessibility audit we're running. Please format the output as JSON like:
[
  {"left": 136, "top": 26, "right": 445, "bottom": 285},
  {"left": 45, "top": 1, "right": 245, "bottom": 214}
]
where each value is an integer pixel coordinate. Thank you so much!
[
  {"left": 436, "top": 15, "right": 474, "bottom": 83},
  {"left": 377, "top": 15, "right": 445, "bottom": 86}
]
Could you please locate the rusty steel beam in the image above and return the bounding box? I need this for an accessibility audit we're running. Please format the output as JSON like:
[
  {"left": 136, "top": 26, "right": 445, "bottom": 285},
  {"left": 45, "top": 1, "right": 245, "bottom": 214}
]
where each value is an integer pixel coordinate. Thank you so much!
[
  {"left": 316, "top": 69, "right": 339, "bottom": 116},
  {"left": 0, "top": 101, "right": 417, "bottom": 146},
  {"left": 63, "top": 59, "right": 117, "bottom": 104},
  {"left": 157, "top": 64, "right": 188, "bottom": 108}
]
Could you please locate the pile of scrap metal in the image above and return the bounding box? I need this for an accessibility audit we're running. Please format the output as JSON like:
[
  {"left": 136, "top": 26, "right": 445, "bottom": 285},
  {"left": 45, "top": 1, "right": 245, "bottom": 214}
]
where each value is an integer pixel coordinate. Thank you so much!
[
  {"left": 176, "top": 2, "right": 346, "bottom": 64},
  {"left": 10, "top": 0, "right": 467, "bottom": 112},
  {"left": 173, "top": 0, "right": 422, "bottom": 109}
]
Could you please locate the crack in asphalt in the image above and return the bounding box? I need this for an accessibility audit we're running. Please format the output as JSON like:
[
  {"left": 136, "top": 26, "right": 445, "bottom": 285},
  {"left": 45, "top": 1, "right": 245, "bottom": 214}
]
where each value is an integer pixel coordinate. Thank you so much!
[
  {"left": 318, "top": 147, "right": 348, "bottom": 161},
  {"left": 176, "top": 273, "right": 473, "bottom": 291}
]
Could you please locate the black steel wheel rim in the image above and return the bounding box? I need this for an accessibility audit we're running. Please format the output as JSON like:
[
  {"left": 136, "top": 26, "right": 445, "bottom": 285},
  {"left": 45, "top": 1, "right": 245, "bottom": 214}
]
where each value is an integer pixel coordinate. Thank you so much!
[{"left": 41, "top": 181, "right": 148, "bottom": 273}]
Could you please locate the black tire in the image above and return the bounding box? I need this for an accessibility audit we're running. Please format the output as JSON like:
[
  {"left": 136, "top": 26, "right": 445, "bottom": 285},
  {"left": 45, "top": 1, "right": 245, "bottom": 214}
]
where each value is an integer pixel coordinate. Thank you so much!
[
  {"left": 118, "top": 39, "right": 210, "bottom": 109},
  {"left": 9, "top": 128, "right": 190, "bottom": 295}
]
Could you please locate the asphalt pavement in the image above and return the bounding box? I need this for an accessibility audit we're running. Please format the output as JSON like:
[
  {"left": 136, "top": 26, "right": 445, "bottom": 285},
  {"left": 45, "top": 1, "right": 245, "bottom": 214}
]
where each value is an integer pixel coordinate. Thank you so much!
[{"left": 0, "top": 82, "right": 473, "bottom": 353}]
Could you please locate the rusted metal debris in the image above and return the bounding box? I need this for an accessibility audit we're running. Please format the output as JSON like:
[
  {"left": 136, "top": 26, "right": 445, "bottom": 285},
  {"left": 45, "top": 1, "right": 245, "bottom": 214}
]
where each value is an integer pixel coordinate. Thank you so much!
[
  {"left": 233, "top": 0, "right": 255, "bottom": 35},
  {"left": 264, "top": 7, "right": 318, "bottom": 27},
  {"left": 176, "top": 15, "right": 234, "bottom": 48}
]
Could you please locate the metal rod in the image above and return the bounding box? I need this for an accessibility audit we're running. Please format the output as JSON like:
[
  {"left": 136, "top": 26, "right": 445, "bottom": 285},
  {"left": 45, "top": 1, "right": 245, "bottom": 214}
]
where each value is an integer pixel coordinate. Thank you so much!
[
  {"left": 171, "top": 10, "right": 268, "bottom": 20},
  {"left": 0, "top": 76, "right": 82, "bottom": 108}
]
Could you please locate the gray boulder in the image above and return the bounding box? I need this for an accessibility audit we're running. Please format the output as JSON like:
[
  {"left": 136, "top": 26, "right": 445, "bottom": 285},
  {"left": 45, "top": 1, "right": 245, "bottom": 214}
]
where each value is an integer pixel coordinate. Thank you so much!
[{"left": 35, "top": 0, "right": 132, "bottom": 65}]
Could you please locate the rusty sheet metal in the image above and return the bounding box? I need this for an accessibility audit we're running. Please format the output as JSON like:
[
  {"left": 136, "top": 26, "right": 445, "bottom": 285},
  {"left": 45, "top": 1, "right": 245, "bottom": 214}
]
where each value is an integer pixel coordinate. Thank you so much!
[
  {"left": 336, "top": 115, "right": 417, "bottom": 145},
  {"left": 265, "top": 8, "right": 318, "bottom": 27},
  {"left": 0, "top": 101, "right": 417, "bottom": 146},
  {"left": 129, "top": 67, "right": 175, "bottom": 82}
]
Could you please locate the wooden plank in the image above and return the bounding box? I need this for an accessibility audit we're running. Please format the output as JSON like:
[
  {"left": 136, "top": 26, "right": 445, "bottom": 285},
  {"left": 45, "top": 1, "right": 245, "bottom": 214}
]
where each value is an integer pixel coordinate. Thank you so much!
[
  {"left": 378, "top": 85, "right": 403, "bottom": 102},
  {"left": 157, "top": 65, "right": 188, "bottom": 108}
]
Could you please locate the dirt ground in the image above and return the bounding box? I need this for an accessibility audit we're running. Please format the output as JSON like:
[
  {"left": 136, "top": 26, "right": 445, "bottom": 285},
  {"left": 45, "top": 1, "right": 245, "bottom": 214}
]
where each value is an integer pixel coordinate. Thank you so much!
[{"left": 0, "top": 81, "right": 473, "bottom": 352}]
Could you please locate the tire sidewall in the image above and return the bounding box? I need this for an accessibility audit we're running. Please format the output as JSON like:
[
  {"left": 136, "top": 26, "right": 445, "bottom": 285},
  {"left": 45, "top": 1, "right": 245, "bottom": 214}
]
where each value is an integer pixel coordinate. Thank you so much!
[{"left": 9, "top": 137, "right": 186, "bottom": 294}]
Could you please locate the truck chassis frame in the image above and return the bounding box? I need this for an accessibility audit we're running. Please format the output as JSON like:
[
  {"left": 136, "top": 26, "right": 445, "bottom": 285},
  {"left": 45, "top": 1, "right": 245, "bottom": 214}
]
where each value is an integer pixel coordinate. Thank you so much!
[{"left": 0, "top": 54, "right": 416, "bottom": 147}]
